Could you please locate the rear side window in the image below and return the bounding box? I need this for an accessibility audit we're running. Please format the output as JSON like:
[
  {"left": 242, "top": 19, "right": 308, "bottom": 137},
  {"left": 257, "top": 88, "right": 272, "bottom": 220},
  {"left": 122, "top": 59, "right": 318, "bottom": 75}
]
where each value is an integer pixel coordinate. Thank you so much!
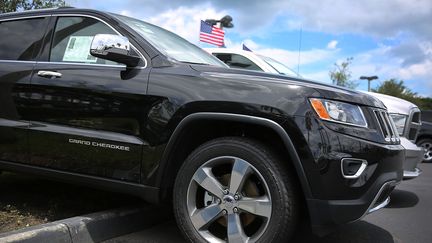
[
  {"left": 213, "top": 53, "right": 262, "bottom": 71},
  {"left": 0, "top": 18, "right": 47, "bottom": 61},
  {"left": 50, "top": 17, "right": 120, "bottom": 65}
]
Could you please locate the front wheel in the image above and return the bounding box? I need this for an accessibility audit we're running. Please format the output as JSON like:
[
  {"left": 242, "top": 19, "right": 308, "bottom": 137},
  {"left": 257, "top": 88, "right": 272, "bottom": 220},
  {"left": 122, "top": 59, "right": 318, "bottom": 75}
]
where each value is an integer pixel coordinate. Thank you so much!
[
  {"left": 173, "top": 137, "right": 300, "bottom": 243},
  {"left": 417, "top": 138, "right": 432, "bottom": 162}
]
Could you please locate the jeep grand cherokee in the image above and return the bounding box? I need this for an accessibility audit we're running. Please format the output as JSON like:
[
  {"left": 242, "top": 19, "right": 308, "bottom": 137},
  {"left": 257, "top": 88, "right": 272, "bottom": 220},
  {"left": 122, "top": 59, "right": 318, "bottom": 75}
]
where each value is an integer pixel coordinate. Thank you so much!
[{"left": 0, "top": 7, "right": 404, "bottom": 243}]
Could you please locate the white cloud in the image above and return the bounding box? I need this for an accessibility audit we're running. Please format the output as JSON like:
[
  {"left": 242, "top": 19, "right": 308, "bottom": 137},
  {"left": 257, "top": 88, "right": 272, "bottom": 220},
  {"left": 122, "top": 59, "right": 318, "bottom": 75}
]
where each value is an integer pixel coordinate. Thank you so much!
[
  {"left": 257, "top": 48, "right": 337, "bottom": 67},
  {"left": 327, "top": 40, "right": 338, "bottom": 49},
  {"left": 337, "top": 45, "right": 432, "bottom": 96}
]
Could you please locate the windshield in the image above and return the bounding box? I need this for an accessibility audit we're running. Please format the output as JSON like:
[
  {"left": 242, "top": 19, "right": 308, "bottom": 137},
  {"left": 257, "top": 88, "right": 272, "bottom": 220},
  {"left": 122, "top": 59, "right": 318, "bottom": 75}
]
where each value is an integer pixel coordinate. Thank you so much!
[
  {"left": 258, "top": 55, "right": 300, "bottom": 77},
  {"left": 112, "top": 14, "right": 226, "bottom": 67}
]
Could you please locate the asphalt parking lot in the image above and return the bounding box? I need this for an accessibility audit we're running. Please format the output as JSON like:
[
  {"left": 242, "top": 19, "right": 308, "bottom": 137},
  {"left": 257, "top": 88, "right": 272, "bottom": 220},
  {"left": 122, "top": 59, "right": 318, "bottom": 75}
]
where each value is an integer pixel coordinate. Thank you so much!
[
  {"left": 107, "top": 163, "right": 432, "bottom": 243},
  {"left": 1, "top": 163, "right": 431, "bottom": 243}
]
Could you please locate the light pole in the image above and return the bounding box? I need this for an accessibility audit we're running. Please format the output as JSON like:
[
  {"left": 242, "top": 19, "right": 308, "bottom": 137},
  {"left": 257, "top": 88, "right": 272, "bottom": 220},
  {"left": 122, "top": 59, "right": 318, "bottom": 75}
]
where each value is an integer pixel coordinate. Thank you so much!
[{"left": 360, "top": 76, "right": 378, "bottom": 92}]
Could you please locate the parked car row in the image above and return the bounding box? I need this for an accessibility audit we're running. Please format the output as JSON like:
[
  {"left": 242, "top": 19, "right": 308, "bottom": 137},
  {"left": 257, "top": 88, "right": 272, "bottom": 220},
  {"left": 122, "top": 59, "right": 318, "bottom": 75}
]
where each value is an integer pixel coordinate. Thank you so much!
[{"left": 0, "top": 7, "right": 418, "bottom": 243}]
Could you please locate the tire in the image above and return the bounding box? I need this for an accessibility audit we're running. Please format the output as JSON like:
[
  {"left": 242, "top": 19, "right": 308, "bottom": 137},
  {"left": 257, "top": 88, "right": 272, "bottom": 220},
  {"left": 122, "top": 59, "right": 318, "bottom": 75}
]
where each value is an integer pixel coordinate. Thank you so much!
[
  {"left": 417, "top": 138, "right": 432, "bottom": 162},
  {"left": 173, "top": 137, "right": 300, "bottom": 243}
]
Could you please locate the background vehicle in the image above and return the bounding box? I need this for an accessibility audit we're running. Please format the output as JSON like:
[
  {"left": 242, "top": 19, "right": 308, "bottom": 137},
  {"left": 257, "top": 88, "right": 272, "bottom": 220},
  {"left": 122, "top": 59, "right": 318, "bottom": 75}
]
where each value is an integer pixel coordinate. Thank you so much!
[
  {"left": 417, "top": 110, "right": 432, "bottom": 162},
  {"left": 0, "top": 8, "right": 404, "bottom": 243},
  {"left": 205, "top": 48, "right": 301, "bottom": 77},
  {"left": 209, "top": 48, "right": 422, "bottom": 180},
  {"left": 366, "top": 92, "right": 423, "bottom": 178}
]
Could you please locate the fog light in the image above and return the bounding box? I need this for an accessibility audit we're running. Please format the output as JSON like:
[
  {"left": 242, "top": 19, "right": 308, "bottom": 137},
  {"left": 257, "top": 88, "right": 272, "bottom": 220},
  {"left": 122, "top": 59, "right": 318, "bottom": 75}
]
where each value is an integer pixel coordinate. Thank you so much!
[{"left": 341, "top": 158, "right": 368, "bottom": 179}]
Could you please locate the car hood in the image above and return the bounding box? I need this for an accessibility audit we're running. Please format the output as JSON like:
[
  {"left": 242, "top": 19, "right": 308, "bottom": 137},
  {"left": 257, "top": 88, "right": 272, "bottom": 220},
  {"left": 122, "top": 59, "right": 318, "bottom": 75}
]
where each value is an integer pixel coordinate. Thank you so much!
[
  {"left": 190, "top": 65, "right": 386, "bottom": 109},
  {"left": 364, "top": 92, "right": 418, "bottom": 115}
]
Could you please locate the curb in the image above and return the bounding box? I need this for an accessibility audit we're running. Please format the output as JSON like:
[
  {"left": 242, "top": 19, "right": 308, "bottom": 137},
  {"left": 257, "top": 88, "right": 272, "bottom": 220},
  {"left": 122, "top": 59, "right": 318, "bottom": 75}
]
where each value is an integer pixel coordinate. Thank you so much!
[{"left": 0, "top": 206, "right": 170, "bottom": 243}]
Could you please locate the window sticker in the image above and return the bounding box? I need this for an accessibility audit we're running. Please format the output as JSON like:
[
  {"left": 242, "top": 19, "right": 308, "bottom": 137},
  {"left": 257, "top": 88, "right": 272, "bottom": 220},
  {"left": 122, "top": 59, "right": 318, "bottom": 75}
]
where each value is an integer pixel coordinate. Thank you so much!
[{"left": 62, "top": 36, "right": 97, "bottom": 63}]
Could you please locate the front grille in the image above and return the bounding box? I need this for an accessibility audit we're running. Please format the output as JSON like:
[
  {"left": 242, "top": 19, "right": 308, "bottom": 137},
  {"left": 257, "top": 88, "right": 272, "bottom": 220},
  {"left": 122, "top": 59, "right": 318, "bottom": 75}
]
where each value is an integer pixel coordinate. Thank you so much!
[
  {"left": 374, "top": 110, "right": 400, "bottom": 143},
  {"left": 406, "top": 109, "right": 421, "bottom": 141},
  {"left": 412, "top": 111, "right": 421, "bottom": 123},
  {"left": 408, "top": 128, "right": 418, "bottom": 140}
]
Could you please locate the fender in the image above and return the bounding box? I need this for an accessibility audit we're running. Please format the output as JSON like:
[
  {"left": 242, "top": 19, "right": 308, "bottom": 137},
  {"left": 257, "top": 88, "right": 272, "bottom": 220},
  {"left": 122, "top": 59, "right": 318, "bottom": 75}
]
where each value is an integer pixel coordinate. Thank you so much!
[{"left": 157, "top": 112, "right": 312, "bottom": 199}]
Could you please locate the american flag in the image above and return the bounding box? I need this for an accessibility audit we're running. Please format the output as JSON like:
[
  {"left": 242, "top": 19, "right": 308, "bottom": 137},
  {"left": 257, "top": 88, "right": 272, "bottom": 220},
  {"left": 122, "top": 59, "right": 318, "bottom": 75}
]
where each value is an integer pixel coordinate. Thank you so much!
[{"left": 199, "top": 20, "right": 225, "bottom": 47}]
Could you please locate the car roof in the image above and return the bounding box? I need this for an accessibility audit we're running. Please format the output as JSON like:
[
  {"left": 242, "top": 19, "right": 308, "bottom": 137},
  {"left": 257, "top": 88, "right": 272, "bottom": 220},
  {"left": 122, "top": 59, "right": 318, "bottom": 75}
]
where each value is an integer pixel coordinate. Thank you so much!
[{"left": 0, "top": 7, "right": 106, "bottom": 20}]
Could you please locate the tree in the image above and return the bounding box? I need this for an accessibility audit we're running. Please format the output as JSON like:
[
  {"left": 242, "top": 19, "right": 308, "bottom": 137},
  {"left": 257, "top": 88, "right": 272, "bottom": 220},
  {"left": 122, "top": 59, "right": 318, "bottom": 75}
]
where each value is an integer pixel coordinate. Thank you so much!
[
  {"left": 373, "top": 79, "right": 432, "bottom": 111},
  {"left": 329, "top": 57, "right": 358, "bottom": 89},
  {"left": 372, "top": 79, "right": 417, "bottom": 100},
  {"left": 0, "top": 0, "right": 66, "bottom": 13}
]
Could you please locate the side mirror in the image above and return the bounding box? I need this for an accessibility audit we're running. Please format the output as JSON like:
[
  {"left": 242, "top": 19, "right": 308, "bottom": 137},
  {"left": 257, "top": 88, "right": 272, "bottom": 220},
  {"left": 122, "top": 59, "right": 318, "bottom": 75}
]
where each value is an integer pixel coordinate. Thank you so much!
[{"left": 90, "top": 34, "right": 140, "bottom": 67}]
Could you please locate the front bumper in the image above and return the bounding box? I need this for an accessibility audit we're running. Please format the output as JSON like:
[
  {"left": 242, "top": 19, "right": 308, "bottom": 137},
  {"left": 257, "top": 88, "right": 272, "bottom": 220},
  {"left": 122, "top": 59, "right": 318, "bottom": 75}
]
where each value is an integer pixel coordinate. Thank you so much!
[
  {"left": 308, "top": 175, "right": 400, "bottom": 236},
  {"left": 401, "top": 137, "right": 423, "bottom": 180},
  {"left": 298, "top": 125, "right": 404, "bottom": 236}
]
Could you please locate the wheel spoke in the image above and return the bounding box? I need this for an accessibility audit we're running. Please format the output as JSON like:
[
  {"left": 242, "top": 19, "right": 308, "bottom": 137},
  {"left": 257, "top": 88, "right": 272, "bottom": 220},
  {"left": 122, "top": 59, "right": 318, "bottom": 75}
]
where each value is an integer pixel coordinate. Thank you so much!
[
  {"left": 238, "top": 196, "right": 272, "bottom": 219},
  {"left": 190, "top": 204, "right": 223, "bottom": 230},
  {"left": 229, "top": 158, "right": 252, "bottom": 194},
  {"left": 227, "top": 213, "right": 249, "bottom": 243},
  {"left": 193, "top": 167, "right": 225, "bottom": 199}
]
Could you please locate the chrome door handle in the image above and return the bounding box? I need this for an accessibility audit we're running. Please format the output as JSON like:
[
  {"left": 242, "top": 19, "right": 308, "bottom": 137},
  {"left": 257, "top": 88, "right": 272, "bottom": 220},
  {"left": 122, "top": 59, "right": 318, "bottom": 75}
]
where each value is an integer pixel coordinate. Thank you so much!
[{"left": 37, "top": 70, "right": 62, "bottom": 79}]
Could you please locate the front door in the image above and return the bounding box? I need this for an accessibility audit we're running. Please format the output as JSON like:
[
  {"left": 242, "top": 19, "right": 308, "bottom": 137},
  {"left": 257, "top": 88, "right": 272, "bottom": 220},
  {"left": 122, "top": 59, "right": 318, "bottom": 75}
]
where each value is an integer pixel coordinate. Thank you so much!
[{"left": 28, "top": 15, "right": 151, "bottom": 183}]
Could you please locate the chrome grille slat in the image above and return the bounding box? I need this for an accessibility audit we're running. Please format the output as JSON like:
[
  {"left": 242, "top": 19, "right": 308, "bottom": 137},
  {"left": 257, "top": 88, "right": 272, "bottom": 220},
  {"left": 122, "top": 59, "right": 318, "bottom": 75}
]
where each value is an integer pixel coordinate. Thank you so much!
[{"left": 374, "top": 109, "right": 400, "bottom": 144}]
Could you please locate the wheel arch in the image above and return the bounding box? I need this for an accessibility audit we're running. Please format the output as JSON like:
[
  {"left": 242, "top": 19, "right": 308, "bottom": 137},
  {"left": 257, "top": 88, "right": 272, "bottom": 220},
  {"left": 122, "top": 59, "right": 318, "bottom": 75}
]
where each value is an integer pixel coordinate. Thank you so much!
[{"left": 156, "top": 112, "right": 312, "bottom": 201}]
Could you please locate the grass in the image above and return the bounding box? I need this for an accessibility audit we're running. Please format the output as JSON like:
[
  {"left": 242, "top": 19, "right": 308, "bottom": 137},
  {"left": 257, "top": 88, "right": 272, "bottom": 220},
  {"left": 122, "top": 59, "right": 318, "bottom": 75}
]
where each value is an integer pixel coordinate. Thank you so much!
[{"left": 0, "top": 172, "right": 143, "bottom": 234}]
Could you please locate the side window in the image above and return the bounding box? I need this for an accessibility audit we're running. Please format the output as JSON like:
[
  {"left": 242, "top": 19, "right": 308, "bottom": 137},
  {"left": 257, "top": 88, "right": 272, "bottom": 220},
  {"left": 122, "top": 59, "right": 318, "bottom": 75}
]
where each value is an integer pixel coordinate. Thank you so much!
[
  {"left": 0, "top": 18, "right": 47, "bottom": 61},
  {"left": 213, "top": 53, "right": 263, "bottom": 71},
  {"left": 50, "top": 17, "right": 121, "bottom": 65}
]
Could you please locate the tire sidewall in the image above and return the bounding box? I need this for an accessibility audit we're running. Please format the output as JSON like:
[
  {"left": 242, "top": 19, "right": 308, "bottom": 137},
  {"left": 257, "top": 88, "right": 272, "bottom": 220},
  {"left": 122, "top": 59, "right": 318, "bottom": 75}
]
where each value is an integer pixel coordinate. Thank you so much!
[
  {"left": 418, "top": 138, "right": 432, "bottom": 162},
  {"left": 173, "top": 138, "right": 298, "bottom": 243}
]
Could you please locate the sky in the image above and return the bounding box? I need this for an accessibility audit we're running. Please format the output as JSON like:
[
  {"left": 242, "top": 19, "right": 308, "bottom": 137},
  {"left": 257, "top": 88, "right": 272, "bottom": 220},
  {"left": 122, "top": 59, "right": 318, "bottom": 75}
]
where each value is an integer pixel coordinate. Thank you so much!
[{"left": 69, "top": 0, "right": 432, "bottom": 97}]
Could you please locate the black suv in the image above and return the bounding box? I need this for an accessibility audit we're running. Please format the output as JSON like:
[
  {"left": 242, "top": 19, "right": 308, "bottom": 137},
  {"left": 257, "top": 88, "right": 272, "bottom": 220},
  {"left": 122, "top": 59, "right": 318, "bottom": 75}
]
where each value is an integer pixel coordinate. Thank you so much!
[{"left": 0, "top": 8, "right": 404, "bottom": 243}]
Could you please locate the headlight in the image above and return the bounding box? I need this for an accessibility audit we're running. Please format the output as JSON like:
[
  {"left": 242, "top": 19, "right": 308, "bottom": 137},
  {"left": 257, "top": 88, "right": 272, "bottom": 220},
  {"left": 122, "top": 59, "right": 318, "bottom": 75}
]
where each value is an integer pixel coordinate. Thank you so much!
[
  {"left": 309, "top": 98, "right": 367, "bottom": 127},
  {"left": 389, "top": 114, "right": 407, "bottom": 135}
]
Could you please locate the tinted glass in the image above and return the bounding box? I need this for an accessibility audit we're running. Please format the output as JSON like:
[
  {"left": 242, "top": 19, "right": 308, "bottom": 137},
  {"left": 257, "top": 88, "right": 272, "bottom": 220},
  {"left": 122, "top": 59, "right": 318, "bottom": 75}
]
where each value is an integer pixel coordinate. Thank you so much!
[
  {"left": 50, "top": 17, "right": 120, "bottom": 65},
  {"left": 113, "top": 14, "right": 226, "bottom": 67},
  {"left": 213, "top": 53, "right": 262, "bottom": 71},
  {"left": 0, "top": 18, "right": 47, "bottom": 61},
  {"left": 258, "top": 55, "right": 300, "bottom": 77}
]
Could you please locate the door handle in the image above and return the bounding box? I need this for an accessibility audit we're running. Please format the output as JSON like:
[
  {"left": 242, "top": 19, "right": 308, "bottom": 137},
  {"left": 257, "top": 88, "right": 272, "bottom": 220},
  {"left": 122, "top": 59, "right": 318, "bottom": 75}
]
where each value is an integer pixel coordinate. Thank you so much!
[{"left": 37, "top": 70, "right": 62, "bottom": 79}]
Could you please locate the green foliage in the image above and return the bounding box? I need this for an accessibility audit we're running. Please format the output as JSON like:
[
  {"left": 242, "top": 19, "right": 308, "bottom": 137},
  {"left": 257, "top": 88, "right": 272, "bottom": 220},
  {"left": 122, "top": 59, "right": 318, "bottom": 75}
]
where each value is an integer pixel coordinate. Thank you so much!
[
  {"left": 372, "top": 79, "right": 432, "bottom": 111},
  {"left": 329, "top": 57, "right": 358, "bottom": 89},
  {"left": 0, "top": 0, "right": 66, "bottom": 13},
  {"left": 372, "top": 79, "right": 417, "bottom": 98}
]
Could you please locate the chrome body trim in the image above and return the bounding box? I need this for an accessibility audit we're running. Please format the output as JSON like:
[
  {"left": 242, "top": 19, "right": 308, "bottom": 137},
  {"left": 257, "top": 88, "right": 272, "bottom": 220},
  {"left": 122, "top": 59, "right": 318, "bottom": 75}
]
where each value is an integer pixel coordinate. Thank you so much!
[
  {"left": 0, "top": 15, "right": 51, "bottom": 22},
  {"left": 368, "top": 197, "right": 390, "bottom": 214},
  {"left": 363, "top": 180, "right": 396, "bottom": 217},
  {"left": 36, "top": 61, "right": 127, "bottom": 68},
  {"left": 403, "top": 167, "right": 422, "bottom": 179},
  {"left": 0, "top": 60, "right": 128, "bottom": 69},
  {"left": 341, "top": 158, "right": 368, "bottom": 179},
  {"left": 37, "top": 70, "right": 62, "bottom": 78}
]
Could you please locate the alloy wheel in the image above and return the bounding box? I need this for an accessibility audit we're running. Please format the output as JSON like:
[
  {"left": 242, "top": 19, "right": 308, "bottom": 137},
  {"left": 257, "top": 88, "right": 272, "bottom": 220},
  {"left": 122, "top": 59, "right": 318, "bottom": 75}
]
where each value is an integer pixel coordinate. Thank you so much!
[{"left": 186, "top": 156, "right": 272, "bottom": 243}]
